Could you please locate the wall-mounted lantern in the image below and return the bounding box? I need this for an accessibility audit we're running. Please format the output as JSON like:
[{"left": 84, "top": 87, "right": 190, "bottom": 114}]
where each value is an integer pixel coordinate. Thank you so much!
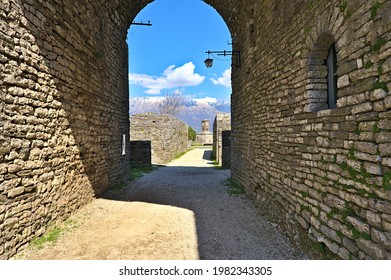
[{"left": 204, "top": 50, "right": 240, "bottom": 68}]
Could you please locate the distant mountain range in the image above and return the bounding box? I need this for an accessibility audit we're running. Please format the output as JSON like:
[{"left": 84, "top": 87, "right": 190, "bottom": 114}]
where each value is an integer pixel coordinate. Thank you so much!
[{"left": 129, "top": 97, "right": 231, "bottom": 132}]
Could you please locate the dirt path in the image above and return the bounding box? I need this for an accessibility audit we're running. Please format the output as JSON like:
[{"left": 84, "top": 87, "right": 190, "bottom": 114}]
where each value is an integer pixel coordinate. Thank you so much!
[{"left": 16, "top": 147, "right": 307, "bottom": 260}]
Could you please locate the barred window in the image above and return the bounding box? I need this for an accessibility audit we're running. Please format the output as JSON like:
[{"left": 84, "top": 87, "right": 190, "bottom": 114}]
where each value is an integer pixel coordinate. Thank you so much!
[
  {"left": 305, "top": 33, "right": 338, "bottom": 112},
  {"left": 326, "top": 44, "right": 338, "bottom": 109}
]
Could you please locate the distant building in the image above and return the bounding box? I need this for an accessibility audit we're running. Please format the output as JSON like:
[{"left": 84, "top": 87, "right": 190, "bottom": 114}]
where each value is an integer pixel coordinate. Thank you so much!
[{"left": 195, "top": 119, "right": 213, "bottom": 145}]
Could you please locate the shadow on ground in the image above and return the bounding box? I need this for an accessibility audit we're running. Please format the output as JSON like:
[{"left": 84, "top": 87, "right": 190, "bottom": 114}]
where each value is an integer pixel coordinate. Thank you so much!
[{"left": 102, "top": 164, "right": 307, "bottom": 260}]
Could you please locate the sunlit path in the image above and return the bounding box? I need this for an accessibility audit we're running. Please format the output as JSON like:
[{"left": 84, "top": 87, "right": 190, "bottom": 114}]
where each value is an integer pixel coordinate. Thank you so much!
[{"left": 16, "top": 147, "right": 307, "bottom": 260}]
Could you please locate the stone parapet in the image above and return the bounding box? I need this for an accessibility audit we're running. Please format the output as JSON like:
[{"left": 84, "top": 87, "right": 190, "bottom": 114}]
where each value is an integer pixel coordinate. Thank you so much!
[{"left": 130, "top": 114, "right": 188, "bottom": 164}]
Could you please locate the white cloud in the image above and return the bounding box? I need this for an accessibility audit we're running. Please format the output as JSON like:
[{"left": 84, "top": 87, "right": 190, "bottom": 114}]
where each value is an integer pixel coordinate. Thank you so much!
[
  {"left": 129, "top": 62, "right": 205, "bottom": 94},
  {"left": 210, "top": 68, "right": 231, "bottom": 88}
]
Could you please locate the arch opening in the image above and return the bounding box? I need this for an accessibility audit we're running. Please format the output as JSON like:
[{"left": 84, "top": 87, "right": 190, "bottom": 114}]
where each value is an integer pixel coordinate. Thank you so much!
[
  {"left": 127, "top": 0, "right": 233, "bottom": 165},
  {"left": 305, "top": 33, "right": 338, "bottom": 112}
]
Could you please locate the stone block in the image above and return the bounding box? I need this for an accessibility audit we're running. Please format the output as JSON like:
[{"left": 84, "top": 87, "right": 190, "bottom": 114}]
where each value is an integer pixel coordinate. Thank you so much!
[
  {"left": 354, "top": 141, "right": 377, "bottom": 154},
  {"left": 357, "top": 238, "right": 388, "bottom": 259},
  {"left": 320, "top": 224, "right": 341, "bottom": 243},
  {"left": 370, "top": 89, "right": 388, "bottom": 101},
  {"left": 7, "top": 187, "right": 25, "bottom": 198},
  {"left": 7, "top": 164, "right": 22, "bottom": 173},
  {"left": 343, "top": 237, "right": 359, "bottom": 253},
  {"left": 337, "top": 75, "right": 350, "bottom": 88},
  {"left": 378, "top": 119, "right": 391, "bottom": 130},
  {"left": 294, "top": 214, "right": 310, "bottom": 229},
  {"left": 379, "top": 143, "right": 391, "bottom": 156},
  {"left": 382, "top": 213, "right": 391, "bottom": 223},
  {"left": 338, "top": 247, "right": 350, "bottom": 259},
  {"left": 355, "top": 151, "right": 377, "bottom": 162},
  {"left": 0, "top": 179, "right": 21, "bottom": 191},
  {"left": 364, "top": 162, "right": 382, "bottom": 175},
  {"left": 356, "top": 58, "right": 363, "bottom": 69},
  {"left": 366, "top": 211, "right": 382, "bottom": 228},
  {"left": 310, "top": 215, "right": 321, "bottom": 229},
  {"left": 323, "top": 238, "right": 340, "bottom": 255},
  {"left": 324, "top": 194, "right": 346, "bottom": 210},
  {"left": 385, "top": 95, "right": 391, "bottom": 109},
  {"left": 375, "top": 131, "right": 391, "bottom": 143},
  {"left": 369, "top": 199, "right": 391, "bottom": 214},
  {"left": 356, "top": 112, "right": 378, "bottom": 122},
  {"left": 347, "top": 93, "right": 366, "bottom": 105},
  {"left": 371, "top": 228, "right": 391, "bottom": 250},
  {"left": 383, "top": 220, "right": 391, "bottom": 232},
  {"left": 382, "top": 157, "right": 391, "bottom": 167},
  {"left": 352, "top": 102, "right": 373, "bottom": 114},
  {"left": 347, "top": 216, "right": 370, "bottom": 234}
]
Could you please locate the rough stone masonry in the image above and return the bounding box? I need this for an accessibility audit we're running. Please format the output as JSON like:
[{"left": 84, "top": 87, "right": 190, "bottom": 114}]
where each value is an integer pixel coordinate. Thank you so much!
[
  {"left": 213, "top": 113, "right": 231, "bottom": 165},
  {"left": 0, "top": 0, "right": 391, "bottom": 259},
  {"left": 130, "top": 113, "right": 188, "bottom": 164}
]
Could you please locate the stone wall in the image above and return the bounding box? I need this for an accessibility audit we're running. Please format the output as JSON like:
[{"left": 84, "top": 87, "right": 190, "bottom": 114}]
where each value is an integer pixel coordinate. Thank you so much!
[
  {"left": 130, "top": 114, "right": 189, "bottom": 164},
  {"left": 1, "top": 0, "right": 391, "bottom": 260},
  {"left": 230, "top": 0, "right": 391, "bottom": 259},
  {"left": 195, "top": 132, "right": 213, "bottom": 145},
  {"left": 0, "top": 0, "right": 147, "bottom": 259},
  {"left": 213, "top": 113, "right": 231, "bottom": 165}
]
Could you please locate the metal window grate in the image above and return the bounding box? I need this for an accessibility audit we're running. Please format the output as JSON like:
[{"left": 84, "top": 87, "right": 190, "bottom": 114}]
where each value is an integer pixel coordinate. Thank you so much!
[{"left": 326, "top": 44, "right": 338, "bottom": 109}]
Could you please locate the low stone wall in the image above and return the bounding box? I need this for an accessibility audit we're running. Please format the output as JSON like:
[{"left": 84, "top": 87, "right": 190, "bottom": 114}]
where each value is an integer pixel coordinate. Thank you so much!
[
  {"left": 213, "top": 113, "right": 231, "bottom": 165},
  {"left": 195, "top": 132, "right": 213, "bottom": 145},
  {"left": 129, "top": 141, "right": 151, "bottom": 166},
  {"left": 130, "top": 114, "right": 189, "bottom": 164}
]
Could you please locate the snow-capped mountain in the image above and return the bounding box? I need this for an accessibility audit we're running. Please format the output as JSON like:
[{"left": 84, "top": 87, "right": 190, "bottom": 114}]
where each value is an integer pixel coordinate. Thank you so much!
[{"left": 129, "top": 97, "right": 230, "bottom": 132}]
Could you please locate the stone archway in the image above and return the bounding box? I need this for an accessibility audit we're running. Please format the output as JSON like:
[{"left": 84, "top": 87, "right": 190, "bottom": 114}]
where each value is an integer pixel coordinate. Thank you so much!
[{"left": 1, "top": 0, "right": 391, "bottom": 260}]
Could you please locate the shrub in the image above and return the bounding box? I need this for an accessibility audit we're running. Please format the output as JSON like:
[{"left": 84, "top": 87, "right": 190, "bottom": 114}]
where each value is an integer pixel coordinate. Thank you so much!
[{"left": 188, "top": 126, "right": 197, "bottom": 141}]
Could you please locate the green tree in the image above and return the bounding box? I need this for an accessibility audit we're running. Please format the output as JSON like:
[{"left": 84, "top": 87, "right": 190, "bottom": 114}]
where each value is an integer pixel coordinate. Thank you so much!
[{"left": 188, "top": 126, "right": 196, "bottom": 141}]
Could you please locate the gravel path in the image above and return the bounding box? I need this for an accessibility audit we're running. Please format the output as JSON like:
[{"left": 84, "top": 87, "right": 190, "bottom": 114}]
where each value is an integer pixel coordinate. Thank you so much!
[{"left": 16, "top": 147, "right": 307, "bottom": 260}]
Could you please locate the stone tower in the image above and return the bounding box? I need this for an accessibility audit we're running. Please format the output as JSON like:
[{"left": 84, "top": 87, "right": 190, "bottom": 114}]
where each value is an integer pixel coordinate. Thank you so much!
[{"left": 201, "top": 119, "right": 210, "bottom": 133}]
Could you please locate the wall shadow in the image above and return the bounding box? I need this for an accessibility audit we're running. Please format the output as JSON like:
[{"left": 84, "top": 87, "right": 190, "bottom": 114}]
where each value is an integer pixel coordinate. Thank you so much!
[
  {"left": 101, "top": 165, "right": 306, "bottom": 260},
  {"left": 202, "top": 150, "right": 213, "bottom": 160}
]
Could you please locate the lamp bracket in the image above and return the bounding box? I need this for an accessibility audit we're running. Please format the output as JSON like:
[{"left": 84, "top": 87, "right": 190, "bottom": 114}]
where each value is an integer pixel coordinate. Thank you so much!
[
  {"left": 131, "top": 20, "right": 152, "bottom": 26},
  {"left": 205, "top": 50, "right": 240, "bottom": 67}
]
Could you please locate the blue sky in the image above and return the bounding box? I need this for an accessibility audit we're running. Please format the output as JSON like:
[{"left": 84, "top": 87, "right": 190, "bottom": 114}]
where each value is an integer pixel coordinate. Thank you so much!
[{"left": 127, "top": 0, "right": 232, "bottom": 102}]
